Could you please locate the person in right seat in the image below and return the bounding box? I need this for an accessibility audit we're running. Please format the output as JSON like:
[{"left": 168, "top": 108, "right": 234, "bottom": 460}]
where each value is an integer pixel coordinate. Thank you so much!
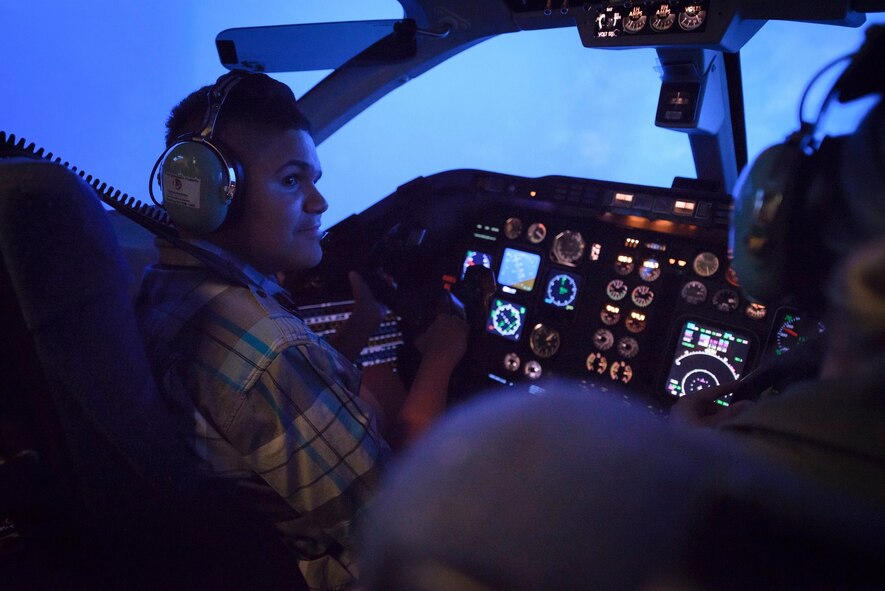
[{"left": 670, "top": 91, "right": 885, "bottom": 505}]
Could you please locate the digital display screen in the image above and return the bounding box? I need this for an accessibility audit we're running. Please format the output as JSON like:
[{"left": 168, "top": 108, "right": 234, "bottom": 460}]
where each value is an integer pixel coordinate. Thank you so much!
[
  {"left": 665, "top": 320, "right": 751, "bottom": 397},
  {"left": 461, "top": 249, "right": 493, "bottom": 279},
  {"left": 497, "top": 248, "right": 542, "bottom": 292},
  {"left": 543, "top": 270, "right": 581, "bottom": 310},
  {"left": 486, "top": 298, "right": 527, "bottom": 342}
]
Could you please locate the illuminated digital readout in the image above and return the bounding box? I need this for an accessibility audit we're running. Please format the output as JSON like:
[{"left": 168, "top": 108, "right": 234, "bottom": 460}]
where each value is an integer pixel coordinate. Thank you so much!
[
  {"left": 486, "top": 298, "right": 527, "bottom": 342},
  {"left": 497, "top": 248, "right": 542, "bottom": 292},
  {"left": 461, "top": 250, "right": 493, "bottom": 279},
  {"left": 665, "top": 321, "right": 751, "bottom": 397}
]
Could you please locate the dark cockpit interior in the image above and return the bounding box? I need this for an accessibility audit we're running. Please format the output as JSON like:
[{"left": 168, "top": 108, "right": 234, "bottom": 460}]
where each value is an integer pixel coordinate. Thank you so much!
[{"left": 2, "top": 0, "right": 885, "bottom": 588}]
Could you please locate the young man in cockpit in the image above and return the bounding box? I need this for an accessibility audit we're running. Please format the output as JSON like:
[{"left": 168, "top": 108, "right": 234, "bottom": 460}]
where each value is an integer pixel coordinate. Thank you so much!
[{"left": 136, "top": 72, "right": 467, "bottom": 590}]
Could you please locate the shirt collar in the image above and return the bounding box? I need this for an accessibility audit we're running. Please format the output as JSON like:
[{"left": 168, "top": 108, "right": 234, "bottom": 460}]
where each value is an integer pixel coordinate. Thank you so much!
[{"left": 156, "top": 237, "right": 289, "bottom": 299}]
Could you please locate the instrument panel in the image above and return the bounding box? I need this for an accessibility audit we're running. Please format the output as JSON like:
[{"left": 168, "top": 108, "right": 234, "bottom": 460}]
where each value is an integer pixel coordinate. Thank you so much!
[{"left": 299, "top": 169, "right": 823, "bottom": 411}]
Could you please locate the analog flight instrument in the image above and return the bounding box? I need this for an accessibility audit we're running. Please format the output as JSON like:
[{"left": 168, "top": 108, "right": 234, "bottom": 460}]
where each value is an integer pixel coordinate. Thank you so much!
[
  {"left": 650, "top": 3, "right": 676, "bottom": 32},
  {"left": 712, "top": 288, "right": 740, "bottom": 313},
  {"left": 600, "top": 304, "right": 621, "bottom": 326},
  {"left": 586, "top": 352, "right": 608, "bottom": 374},
  {"left": 616, "top": 336, "right": 639, "bottom": 359},
  {"left": 527, "top": 222, "right": 547, "bottom": 244},
  {"left": 614, "top": 254, "right": 635, "bottom": 276},
  {"left": 639, "top": 258, "right": 661, "bottom": 282},
  {"left": 610, "top": 361, "right": 633, "bottom": 384},
  {"left": 625, "top": 311, "right": 647, "bottom": 334},
  {"left": 592, "top": 328, "right": 614, "bottom": 351},
  {"left": 624, "top": 5, "right": 647, "bottom": 33},
  {"left": 692, "top": 251, "right": 720, "bottom": 277},
  {"left": 768, "top": 309, "right": 825, "bottom": 358},
  {"left": 503, "top": 217, "right": 523, "bottom": 240},
  {"left": 530, "top": 324, "right": 561, "bottom": 359},
  {"left": 631, "top": 285, "right": 655, "bottom": 308},
  {"left": 680, "top": 280, "right": 707, "bottom": 305},
  {"left": 678, "top": 4, "right": 706, "bottom": 31},
  {"left": 606, "top": 279, "right": 629, "bottom": 301},
  {"left": 551, "top": 230, "right": 586, "bottom": 267},
  {"left": 524, "top": 360, "right": 543, "bottom": 380}
]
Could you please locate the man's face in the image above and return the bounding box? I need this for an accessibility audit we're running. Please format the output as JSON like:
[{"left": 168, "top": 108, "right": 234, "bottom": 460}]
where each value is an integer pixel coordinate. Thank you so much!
[{"left": 218, "top": 124, "right": 328, "bottom": 275}]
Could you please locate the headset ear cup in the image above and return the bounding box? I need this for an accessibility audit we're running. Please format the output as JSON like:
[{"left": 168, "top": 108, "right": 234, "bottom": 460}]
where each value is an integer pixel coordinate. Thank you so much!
[
  {"left": 730, "top": 140, "right": 807, "bottom": 304},
  {"left": 160, "top": 141, "right": 233, "bottom": 234}
]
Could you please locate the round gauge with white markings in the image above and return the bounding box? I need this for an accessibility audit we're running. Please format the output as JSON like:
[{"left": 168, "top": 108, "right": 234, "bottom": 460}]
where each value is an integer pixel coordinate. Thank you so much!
[
  {"left": 678, "top": 4, "right": 706, "bottom": 31},
  {"left": 606, "top": 279, "right": 629, "bottom": 301},
  {"left": 614, "top": 254, "right": 635, "bottom": 276},
  {"left": 592, "top": 328, "right": 614, "bottom": 351},
  {"left": 712, "top": 288, "right": 740, "bottom": 313},
  {"left": 524, "top": 360, "right": 542, "bottom": 380},
  {"left": 745, "top": 303, "right": 767, "bottom": 320},
  {"left": 600, "top": 305, "right": 621, "bottom": 326},
  {"left": 625, "top": 312, "right": 647, "bottom": 334},
  {"left": 624, "top": 5, "right": 647, "bottom": 33},
  {"left": 639, "top": 258, "right": 661, "bottom": 282},
  {"left": 616, "top": 336, "right": 639, "bottom": 359},
  {"left": 692, "top": 252, "right": 720, "bottom": 277},
  {"left": 503, "top": 217, "right": 523, "bottom": 240},
  {"left": 631, "top": 285, "right": 655, "bottom": 307},
  {"left": 551, "top": 230, "right": 586, "bottom": 267},
  {"left": 680, "top": 280, "right": 708, "bottom": 305},
  {"left": 650, "top": 3, "right": 676, "bottom": 31},
  {"left": 527, "top": 222, "right": 547, "bottom": 244},
  {"left": 529, "top": 324, "right": 561, "bottom": 359}
]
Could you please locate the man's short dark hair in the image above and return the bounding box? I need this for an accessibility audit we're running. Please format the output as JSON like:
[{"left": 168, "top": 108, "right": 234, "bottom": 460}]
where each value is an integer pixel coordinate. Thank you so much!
[{"left": 165, "top": 73, "right": 312, "bottom": 148}]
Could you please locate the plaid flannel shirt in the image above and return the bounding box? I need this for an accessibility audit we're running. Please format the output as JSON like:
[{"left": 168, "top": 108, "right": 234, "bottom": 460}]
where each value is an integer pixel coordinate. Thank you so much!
[{"left": 136, "top": 240, "right": 390, "bottom": 590}]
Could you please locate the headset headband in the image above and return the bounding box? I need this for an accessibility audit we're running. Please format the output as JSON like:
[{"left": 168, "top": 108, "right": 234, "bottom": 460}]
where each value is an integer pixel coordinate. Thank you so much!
[{"left": 197, "top": 70, "right": 249, "bottom": 141}]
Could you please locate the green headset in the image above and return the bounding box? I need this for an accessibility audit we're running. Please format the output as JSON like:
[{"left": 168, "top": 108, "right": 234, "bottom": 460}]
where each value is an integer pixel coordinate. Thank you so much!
[
  {"left": 730, "top": 25, "right": 885, "bottom": 309},
  {"left": 150, "top": 70, "right": 249, "bottom": 234}
]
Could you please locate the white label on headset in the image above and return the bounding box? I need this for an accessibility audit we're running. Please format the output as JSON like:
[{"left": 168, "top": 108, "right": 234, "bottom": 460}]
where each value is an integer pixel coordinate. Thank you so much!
[{"left": 163, "top": 173, "right": 202, "bottom": 209}]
